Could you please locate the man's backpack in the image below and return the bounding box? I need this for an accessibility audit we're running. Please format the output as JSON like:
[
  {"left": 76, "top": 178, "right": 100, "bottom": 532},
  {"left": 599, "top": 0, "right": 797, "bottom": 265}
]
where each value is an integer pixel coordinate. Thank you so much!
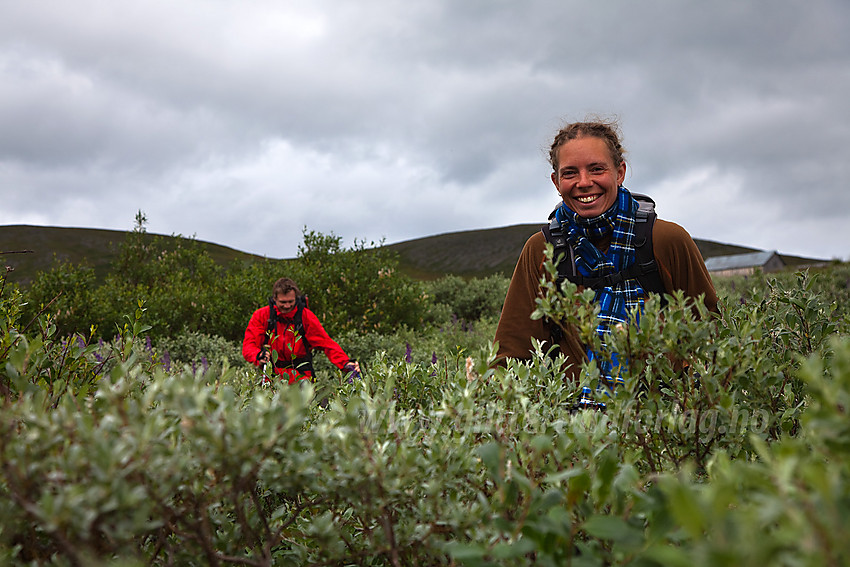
[
  {"left": 541, "top": 193, "right": 666, "bottom": 299},
  {"left": 263, "top": 295, "right": 315, "bottom": 376}
]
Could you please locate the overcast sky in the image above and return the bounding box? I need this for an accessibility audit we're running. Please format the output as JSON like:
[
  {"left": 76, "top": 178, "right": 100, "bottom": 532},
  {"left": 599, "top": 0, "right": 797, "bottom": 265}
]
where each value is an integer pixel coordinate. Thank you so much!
[{"left": 1, "top": 0, "right": 849, "bottom": 261}]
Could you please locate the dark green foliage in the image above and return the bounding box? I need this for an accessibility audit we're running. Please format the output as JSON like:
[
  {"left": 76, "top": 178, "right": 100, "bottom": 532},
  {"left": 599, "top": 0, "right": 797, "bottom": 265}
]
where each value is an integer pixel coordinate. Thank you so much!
[
  {"left": 287, "top": 229, "right": 428, "bottom": 336},
  {"left": 19, "top": 258, "right": 98, "bottom": 338},
  {"left": 1, "top": 274, "right": 155, "bottom": 406},
  {"left": 211, "top": 257, "right": 295, "bottom": 341},
  {"left": 153, "top": 330, "right": 245, "bottom": 370},
  {"left": 21, "top": 222, "right": 428, "bottom": 341},
  {"left": 424, "top": 274, "right": 510, "bottom": 323},
  {"left": 22, "top": 215, "right": 230, "bottom": 340}
]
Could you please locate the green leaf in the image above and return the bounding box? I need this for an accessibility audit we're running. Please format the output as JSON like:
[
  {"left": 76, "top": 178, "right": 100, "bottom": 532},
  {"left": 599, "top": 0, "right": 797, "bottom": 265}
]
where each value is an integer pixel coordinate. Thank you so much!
[
  {"left": 490, "top": 538, "right": 537, "bottom": 558},
  {"left": 640, "top": 543, "right": 692, "bottom": 567},
  {"left": 582, "top": 514, "right": 643, "bottom": 545},
  {"left": 476, "top": 442, "right": 502, "bottom": 476},
  {"left": 444, "top": 541, "right": 488, "bottom": 561},
  {"left": 665, "top": 481, "right": 705, "bottom": 539}
]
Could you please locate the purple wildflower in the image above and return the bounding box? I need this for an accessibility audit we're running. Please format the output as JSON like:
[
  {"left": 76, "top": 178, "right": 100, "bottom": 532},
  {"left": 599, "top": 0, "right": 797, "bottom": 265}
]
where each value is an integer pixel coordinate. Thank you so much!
[
  {"left": 162, "top": 351, "right": 171, "bottom": 372},
  {"left": 405, "top": 342, "right": 412, "bottom": 363}
]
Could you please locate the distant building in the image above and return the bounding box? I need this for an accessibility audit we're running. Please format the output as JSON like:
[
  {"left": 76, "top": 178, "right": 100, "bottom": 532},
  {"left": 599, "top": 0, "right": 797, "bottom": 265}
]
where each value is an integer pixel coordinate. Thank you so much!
[{"left": 703, "top": 250, "right": 785, "bottom": 277}]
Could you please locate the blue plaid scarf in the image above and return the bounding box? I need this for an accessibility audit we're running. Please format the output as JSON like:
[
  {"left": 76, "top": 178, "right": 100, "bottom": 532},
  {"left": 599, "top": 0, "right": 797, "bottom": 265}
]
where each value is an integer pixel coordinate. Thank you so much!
[{"left": 554, "top": 186, "right": 645, "bottom": 395}]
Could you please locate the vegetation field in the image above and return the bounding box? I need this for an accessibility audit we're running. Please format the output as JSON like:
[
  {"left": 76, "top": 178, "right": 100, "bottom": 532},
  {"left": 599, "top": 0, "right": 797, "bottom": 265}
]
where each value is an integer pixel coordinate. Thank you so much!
[{"left": 2, "top": 219, "right": 849, "bottom": 565}]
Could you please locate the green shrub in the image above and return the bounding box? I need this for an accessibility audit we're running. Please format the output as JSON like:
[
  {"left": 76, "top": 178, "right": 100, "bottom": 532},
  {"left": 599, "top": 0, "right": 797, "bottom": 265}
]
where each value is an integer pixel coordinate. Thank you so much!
[
  {"left": 153, "top": 330, "right": 245, "bottom": 371},
  {"left": 5, "top": 251, "right": 850, "bottom": 565},
  {"left": 1, "top": 272, "right": 156, "bottom": 406},
  {"left": 533, "top": 248, "right": 841, "bottom": 472},
  {"left": 21, "top": 222, "right": 432, "bottom": 342},
  {"left": 424, "top": 274, "right": 510, "bottom": 323},
  {"left": 288, "top": 229, "right": 429, "bottom": 336},
  {"left": 5, "top": 328, "right": 849, "bottom": 565},
  {"left": 18, "top": 258, "right": 98, "bottom": 339}
]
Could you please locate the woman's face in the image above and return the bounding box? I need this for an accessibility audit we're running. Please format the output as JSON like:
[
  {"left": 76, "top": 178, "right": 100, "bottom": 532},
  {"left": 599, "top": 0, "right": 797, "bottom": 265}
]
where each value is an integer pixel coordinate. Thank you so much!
[{"left": 550, "top": 136, "right": 626, "bottom": 218}]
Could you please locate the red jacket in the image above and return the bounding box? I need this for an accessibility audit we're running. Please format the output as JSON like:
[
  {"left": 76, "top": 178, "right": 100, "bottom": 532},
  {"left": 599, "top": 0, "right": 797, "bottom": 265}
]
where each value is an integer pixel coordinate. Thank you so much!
[{"left": 242, "top": 303, "right": 350, "bottom": 384}]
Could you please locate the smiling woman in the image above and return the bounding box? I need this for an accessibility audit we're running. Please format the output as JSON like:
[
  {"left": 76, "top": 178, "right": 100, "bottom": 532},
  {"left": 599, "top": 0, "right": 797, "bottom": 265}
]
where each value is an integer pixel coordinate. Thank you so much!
[
  {"left": 494, "top": 118, "right": 718, "bottom": 393},
  {"left": 551, "top": 135, "right": 626, "bottom": 218},
  {"left": 548, "top": 121, "right": 628, "bottom": 219}
]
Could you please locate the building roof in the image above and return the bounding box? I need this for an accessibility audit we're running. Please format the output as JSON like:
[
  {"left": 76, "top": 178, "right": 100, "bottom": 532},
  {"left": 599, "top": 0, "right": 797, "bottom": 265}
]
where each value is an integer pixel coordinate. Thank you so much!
[{"left": 703, "top": 250, "right": 783, "bottom": 272}]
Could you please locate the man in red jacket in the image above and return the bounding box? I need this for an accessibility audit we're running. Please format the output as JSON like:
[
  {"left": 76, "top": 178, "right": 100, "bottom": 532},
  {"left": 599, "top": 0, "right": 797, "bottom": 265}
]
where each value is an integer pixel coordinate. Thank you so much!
[{"left": 242, "top": 277, "right": 359, "bottom": 384}]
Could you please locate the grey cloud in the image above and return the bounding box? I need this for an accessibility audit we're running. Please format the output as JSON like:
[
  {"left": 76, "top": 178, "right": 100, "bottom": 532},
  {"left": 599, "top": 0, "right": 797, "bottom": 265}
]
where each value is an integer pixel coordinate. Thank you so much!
[{"left": 0, "top": 0, "right": 848, "bottom": 260}]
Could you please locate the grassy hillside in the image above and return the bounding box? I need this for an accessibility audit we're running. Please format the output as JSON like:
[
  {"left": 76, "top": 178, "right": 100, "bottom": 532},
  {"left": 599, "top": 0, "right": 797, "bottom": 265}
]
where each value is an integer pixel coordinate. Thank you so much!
[
  {"left": 0, "top": 225, "right": 267, "bottom": 286},
  {"left": 385, "top": 224, "right": 825, "bottom": 279},
  {"left": 386, "top": 224, "right": 541, "bottom": 280},
  {"left": 1, "top": 223, "right": 827, "bottom": 285}
]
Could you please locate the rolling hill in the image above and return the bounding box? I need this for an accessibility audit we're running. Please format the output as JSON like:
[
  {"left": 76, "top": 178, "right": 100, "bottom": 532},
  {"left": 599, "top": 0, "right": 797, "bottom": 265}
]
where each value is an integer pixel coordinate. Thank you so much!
[
  {"left": 384, "top": 223, "right": 822, "bottom": 280},
  {"left": 1, "top": 223, "right": 826, "bottom": 286},
  {"left": 0, "top": 225, "right": 266, "bottom": 286}
]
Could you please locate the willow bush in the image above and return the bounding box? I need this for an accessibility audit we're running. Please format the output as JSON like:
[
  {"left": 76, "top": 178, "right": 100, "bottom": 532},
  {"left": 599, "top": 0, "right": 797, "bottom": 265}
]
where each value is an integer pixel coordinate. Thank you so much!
[{"left": 2, "top": 260, "right": 850, "bottom": 565}]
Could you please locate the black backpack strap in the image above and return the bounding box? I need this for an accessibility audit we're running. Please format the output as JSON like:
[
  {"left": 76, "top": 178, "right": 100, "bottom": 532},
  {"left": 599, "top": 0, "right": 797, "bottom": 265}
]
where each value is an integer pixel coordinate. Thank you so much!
[
  {"left": 630, "top": 210, "right": 666, "bottom": 303},
  {"left": 542, "top": 216, "right": 577, "bottom": 283},
  {"left": 263, "top": 299, "right": 277, "bottom": 347},
  {"left": 541, "top": 217, "right": 573, "bottom": 350}
]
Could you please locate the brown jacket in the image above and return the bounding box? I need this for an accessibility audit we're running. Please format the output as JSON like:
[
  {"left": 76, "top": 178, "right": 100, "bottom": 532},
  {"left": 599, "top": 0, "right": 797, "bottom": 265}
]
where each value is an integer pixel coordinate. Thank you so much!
[{"left": 494, "top": 219, "right": 718, "bottom": 381}]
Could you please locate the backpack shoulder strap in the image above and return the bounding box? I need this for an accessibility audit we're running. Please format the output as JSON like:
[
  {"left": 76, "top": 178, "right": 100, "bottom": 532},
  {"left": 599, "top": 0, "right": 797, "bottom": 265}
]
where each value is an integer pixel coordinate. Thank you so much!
[
  {"left": 628, "top": 194, "right": 666, "bottom": 299},
  {"left": 293, "top": 296, "right": 311, "bottom": 346},
  {"left": 263, "top": 299, "right": 277, "bottom": 346},
  {"left": 291, "top": 295, "right": 315, "bottom": 374},
  {"left": 542, "top": 210, "right": 577, "bottom": 283},
  {"left": 630, "top": 210, "right": 666, "bottom": 301}
]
